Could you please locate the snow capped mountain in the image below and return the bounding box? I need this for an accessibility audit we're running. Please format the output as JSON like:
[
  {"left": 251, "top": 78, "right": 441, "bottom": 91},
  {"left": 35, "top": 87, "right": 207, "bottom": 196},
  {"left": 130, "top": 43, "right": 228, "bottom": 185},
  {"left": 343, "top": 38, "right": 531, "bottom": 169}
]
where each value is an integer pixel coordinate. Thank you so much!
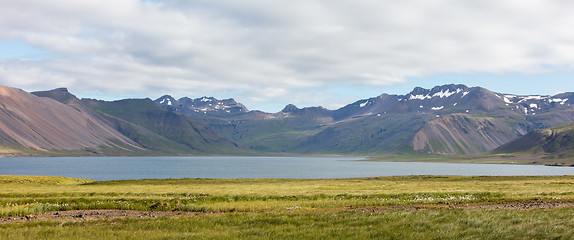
[
  {"left": 502, "top": 93, "right": 572, "bottom": 115},
  {"left": 149, "top": 84, "right": 574, "bottom": 156},
  {"left": 155, "top": 84, "right": 574, "bottom": 121},
  {"left": 332, "top": 84, "right": 486, "bottom": 120},
  {"left": 331, "top": 84, "right": 574, "bottom": 120},
  {"left": 3, "top": 83, "right": 574, "bottom": 157},
  {"left": 157, "top": 95, "right": 176, "bottom": 107},
  {"left": 406, "top": 84, "right": 470, "bottom": 100},
  {"left": 155, "top": 95, "right": 248, "bottom": 115}
]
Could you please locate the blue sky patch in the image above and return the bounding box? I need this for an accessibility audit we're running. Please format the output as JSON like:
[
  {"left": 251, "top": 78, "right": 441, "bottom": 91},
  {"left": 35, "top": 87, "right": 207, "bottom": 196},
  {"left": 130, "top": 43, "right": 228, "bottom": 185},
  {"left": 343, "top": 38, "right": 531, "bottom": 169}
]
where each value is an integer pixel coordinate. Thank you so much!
[{"left": 0, "top": 40, "right": 51, "bottom": 61}]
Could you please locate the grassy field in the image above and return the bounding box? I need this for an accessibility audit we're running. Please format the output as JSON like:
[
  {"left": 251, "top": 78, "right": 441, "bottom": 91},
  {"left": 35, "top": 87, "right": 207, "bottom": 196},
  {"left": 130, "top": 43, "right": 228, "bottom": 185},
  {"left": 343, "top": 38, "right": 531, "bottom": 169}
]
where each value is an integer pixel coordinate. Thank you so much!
[{"left": 1, "top": 175, "right": 574, "bottom": 239}]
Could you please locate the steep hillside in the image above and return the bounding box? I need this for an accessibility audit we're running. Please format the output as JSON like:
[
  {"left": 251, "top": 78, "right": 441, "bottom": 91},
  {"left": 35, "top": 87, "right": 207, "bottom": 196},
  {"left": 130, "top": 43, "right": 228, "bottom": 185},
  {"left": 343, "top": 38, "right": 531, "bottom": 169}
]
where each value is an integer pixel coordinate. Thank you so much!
[
  {"left": 3, "top": 83, "right": 573, "bottom": 157},
  {"left": 495, "top": 123, "right": 574, "bottom": 158},
  {"left": 0, "top": 86, "right": 141, "bottom": 155},
  {"left": 156, "top": 84, "right": 574, "bottom": 155},
  {"left": 294, "top": 114, "right": 428, "bottom": 154},
  {"left": 412, "top": 114, "right": 526, "bottom": 154},
  {"left": 85, "top": 98, "right": 245, "bottom": 154},
  {"left": 34, "top": 88, "right": 246, "bottom": 155},
  {"left": 34, "top": 88, "right": 192, "bottom": 155}
]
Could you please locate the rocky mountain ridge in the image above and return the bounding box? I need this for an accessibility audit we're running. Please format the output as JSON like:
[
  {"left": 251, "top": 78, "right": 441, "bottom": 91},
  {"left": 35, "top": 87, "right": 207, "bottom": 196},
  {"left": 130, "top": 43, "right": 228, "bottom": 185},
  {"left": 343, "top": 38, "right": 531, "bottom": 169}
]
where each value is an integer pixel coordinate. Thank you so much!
[
  {"left": 0, "top": 84, "right": 572, "bottom": 157},
  {"left": 156, "top": 84, "right": 573, "bottom": 121},
  {"left": 155, "top": 95, "right": 249, "bottom": 116},
  {"left": 153, "top": 84, "right": 574, "bottom": 155}
]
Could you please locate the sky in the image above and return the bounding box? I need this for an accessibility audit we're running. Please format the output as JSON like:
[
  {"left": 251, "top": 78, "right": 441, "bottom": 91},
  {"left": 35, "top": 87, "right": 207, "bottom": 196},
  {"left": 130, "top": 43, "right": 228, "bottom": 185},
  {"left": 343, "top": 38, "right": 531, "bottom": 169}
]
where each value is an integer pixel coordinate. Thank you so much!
[{"left": 1, "top": 0, "right": 574, "bottom": 112}]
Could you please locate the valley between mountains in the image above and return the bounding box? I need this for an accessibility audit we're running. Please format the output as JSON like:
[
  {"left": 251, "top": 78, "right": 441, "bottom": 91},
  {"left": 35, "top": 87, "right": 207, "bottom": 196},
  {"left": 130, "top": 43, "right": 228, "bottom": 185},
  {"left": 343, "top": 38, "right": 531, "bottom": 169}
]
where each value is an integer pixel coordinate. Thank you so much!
[{"left": 1, "top": 84, "right": 574, "bottom": 165}]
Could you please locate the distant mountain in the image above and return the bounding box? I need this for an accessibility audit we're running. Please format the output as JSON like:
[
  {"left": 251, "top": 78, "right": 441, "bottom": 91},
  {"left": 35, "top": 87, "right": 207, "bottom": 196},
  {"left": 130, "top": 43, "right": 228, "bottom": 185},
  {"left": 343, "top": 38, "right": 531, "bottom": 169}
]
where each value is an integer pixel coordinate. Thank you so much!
[
  {"left": 332, "top": 84, "right": 573, "bottom": 120},
  {"left": 1, "top": 83, "right": 573, "bottom": 157},
  {"left": 157, "top": 84, "right": 574, "bottom": 122},
  {"left": 412, "top": 113, "right": 524, "bottom": 154},
  {"left": 156, "top": 84, "right": 574, "bottom": 155},
  {"left": 155, "top": 95, "right": 248, "bottom": 117},
  {"left": 0, "top": 86, "right": 141, "bottom": 156},
  {"left": 85, "top": 98, "right": 245, "bottom": 155},
  {"left": 495, "top": 123, "right": 574, "bottom": 159},
  {"left": 31, "top": 87, "right": 245, "bottom": 156}
]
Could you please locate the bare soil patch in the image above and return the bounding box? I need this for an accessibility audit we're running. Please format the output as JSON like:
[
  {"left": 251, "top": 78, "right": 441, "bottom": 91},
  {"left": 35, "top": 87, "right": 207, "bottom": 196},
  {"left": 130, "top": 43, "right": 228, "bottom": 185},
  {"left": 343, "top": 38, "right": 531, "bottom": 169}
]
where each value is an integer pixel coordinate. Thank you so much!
[
  {"left": 0, "top": 210, "right": 198, "bottom": 224},
  {"left": 3, "top": 201, "right": 574, "bottom": 224}
]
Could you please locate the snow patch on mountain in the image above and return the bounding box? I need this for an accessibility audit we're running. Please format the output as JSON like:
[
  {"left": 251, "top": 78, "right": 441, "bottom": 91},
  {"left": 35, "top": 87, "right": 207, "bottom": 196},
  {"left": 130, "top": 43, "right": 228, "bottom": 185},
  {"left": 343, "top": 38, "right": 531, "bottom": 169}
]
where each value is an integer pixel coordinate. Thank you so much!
[
  {"left": 408, "top": 88, "right": 465, "bottom": 100},
  {"left": 433, "top": 89, "right": 460, "bottom": 98},
  {"left": 518, "top": 95, "right": 547, "bottom": 103},
  {"left": 159, "top": 98, "right": 173, "bottom": 106},
  {"left": 410, "top": 94, "right": 432, "bottom": 100},
  {"left": 155, "top": 95, "right": 248, "bottom": 115},
  {"left": 551, "top": 98, "right": 569, "bottom": 105}
]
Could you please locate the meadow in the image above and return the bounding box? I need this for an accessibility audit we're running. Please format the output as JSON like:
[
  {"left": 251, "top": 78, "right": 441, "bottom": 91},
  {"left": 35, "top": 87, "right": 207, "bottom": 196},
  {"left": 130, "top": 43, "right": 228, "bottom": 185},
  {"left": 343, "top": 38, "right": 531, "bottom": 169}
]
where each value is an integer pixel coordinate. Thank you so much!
[{"left": 1, "top": 175, "right": 574, "bottom": 239}]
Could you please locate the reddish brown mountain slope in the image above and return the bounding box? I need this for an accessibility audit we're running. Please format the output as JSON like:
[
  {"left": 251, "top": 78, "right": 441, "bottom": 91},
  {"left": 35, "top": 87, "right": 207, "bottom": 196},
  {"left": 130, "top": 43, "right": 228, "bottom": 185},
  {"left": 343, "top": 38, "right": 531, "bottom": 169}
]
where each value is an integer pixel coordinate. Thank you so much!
[
  {"left": 412, "top": 114, "right": 525, "bottom": 154},
  {"left": 0, "top": 85, "right": 139, "bottom": 151}
]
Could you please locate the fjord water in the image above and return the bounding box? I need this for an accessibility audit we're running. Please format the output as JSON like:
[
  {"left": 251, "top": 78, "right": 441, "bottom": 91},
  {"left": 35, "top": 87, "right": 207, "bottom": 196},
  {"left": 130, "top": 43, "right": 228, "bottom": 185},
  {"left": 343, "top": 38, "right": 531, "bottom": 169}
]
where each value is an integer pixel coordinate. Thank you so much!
[{"left": 0, "top": 156, "right": 572, "bottom": 181}]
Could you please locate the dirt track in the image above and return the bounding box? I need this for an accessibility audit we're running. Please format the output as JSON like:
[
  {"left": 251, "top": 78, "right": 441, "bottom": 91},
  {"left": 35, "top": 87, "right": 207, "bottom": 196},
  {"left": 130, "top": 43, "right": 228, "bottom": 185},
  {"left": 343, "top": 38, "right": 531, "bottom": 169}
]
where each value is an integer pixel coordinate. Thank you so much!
[
  {"left": 0, "top": 210, "right": 199, "bottom": 224},
  {"left": 2, "top": 201, "right": 574, "bottom": 224}
]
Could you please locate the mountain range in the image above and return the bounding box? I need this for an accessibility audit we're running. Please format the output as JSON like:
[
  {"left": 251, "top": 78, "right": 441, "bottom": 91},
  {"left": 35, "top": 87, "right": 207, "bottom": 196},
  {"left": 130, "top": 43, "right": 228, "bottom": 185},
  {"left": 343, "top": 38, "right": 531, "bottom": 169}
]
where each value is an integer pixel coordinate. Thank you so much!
[
  {"left": 0, "top": 84, "right": 573, "bottom": 160},
  {"left": 155, "top": 84, "right": 574, "bottom": 155}
]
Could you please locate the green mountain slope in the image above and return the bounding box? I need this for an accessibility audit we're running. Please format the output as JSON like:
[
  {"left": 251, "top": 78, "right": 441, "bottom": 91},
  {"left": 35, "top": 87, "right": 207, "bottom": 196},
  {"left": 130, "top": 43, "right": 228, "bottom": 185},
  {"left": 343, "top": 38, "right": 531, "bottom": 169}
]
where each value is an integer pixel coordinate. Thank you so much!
[
  {"left": 495, "top": 123, "right": 574, "bottom": 159},
  {"left": 293, "top": 114, "right": 427, "bottom": 154},
  {"left": 84, "top": 98, "right": 246, "bottom": 155},
  {"left": 33, "top": 88, "right": 194, "bottom": 155},
  {"left": 8, "top": 84, "right": 574, "bottom": 157}
]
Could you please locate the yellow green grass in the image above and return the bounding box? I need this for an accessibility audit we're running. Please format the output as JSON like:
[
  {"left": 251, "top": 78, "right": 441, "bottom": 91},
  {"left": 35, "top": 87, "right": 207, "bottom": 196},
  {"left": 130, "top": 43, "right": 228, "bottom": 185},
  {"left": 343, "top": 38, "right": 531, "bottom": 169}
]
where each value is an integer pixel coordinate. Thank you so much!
[{"left": 1, "top": 175, "right": 574, "bottom": 239}]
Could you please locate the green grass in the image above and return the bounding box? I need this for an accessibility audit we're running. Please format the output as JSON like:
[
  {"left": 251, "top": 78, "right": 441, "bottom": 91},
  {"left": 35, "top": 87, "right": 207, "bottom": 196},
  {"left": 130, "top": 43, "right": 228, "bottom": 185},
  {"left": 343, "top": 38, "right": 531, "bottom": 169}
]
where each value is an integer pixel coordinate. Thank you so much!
[
  {"left": 2, "top": 209, "right": 574, "bottom": 239},
  {"left": 1, "top": 175, "right": 574, "bottom": 239}
]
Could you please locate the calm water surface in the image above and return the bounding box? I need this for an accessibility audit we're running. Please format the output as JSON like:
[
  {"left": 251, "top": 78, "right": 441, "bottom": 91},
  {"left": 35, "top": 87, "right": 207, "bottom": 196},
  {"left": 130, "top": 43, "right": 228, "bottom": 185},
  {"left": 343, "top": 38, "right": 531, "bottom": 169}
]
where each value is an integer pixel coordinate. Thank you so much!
[{"left": 0, "top": 156, "right": 572, "bottom": 181}]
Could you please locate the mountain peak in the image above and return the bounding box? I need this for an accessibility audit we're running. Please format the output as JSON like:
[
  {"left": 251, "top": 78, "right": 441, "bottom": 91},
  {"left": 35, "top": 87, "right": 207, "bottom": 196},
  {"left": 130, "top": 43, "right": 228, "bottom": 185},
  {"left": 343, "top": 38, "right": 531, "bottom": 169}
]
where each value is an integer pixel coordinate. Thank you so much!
[
  {"left": 54, "top": 87, "right": 69, "bottom": 92},
  {"left": 281, "top": 104, "right": 299, "bottom": 112},
  {"left": 32, "top": 87, "right": 77, "bottom": 104},
  {"left": 408, "top": 84, "right": 469, "bottom": 96},
  {"left": 155, "top": 95, "right": 248, "bottom": 114},
  {"left": 156, "top": 95, "right": 176, "bottom": 106},
  {"left": 404, "top": 84, "right": 471, "bottom": 102}
]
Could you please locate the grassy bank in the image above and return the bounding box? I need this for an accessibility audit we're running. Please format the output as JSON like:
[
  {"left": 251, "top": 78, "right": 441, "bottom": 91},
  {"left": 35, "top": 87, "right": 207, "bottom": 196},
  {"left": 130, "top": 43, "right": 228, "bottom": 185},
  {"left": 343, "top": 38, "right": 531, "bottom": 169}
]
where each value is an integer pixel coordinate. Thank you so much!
[
  {"left": 367, "top": 153, "right": 574, "bottom": 166},
  {"left": 1, "top": 175, "right": 574, "bottom": 239}
]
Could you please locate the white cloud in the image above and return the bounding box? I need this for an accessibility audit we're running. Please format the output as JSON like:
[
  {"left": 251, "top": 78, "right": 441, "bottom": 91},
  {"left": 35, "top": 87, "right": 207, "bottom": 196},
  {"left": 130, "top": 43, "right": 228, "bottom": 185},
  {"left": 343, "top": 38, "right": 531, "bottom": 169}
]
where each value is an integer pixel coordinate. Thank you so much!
[{"left": 1, "top": 0, "right": 574, "bottom": 111}]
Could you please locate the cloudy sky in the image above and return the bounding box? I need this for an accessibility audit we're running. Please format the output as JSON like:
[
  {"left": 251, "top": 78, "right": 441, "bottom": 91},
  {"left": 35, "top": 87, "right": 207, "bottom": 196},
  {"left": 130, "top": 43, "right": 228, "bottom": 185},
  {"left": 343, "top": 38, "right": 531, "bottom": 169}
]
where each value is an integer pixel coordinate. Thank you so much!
[{"left": 1, "top": 0, "right": 574, "bottom": 112}]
